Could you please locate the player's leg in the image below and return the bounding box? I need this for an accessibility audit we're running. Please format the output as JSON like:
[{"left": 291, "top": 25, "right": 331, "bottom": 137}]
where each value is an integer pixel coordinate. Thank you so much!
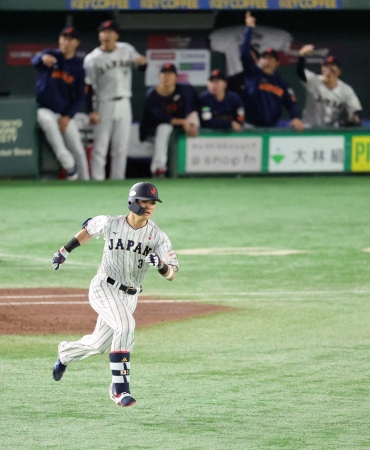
[
  {"left": 109, "top": 98, "right": 132, "bottom": 180},
  {"left": 63, "top": 118, "right": 90, "bottom": 181},
  {"left": 91, "top": 101, "right": 114, "bottom": 181},
  {"left": 90, "top": 276, "right": 138, "bottom": 406},
  {"left": 37, "top": 108, "right": 76, "bottom": 175},
  {"left": 52, "top": 314, "right": 113, "bottom": 381},
  {"left": 150, "top": 123, "right": 173, "bottom": 177},
  {"left": 53, "top": 276, "right": 137, "bottom": 406}
]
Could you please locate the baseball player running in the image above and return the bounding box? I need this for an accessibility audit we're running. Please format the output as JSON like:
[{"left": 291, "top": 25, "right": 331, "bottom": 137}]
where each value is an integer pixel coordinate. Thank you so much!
[
  {"left": 51, "top": 182, "right": 179, "bottom": 407},
  {"left": 84, "top": 20, "right": 147, "bottom": 180},
  {"left": 297, "top": 45, "right": 362, "bottom": 127},
  {"left": 32, "top": 26, "right": 90, "bottom": 180}
]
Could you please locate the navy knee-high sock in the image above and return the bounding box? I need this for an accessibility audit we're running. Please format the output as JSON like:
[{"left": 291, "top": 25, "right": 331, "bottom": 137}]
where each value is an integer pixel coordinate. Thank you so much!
[{"left": 110, "top": 351, "right": 131, "bottom": 395}]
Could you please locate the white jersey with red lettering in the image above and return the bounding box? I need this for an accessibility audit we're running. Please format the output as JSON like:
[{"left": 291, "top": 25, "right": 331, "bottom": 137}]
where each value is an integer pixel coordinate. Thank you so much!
[{"left": 301, "top": 69, "right": 362, "bottom": 127}]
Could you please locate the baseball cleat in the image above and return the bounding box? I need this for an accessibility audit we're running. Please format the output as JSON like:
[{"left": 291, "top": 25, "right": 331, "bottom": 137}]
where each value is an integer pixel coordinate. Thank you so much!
[
  {"left": 66, "top": 167, "right": 79, "bottom": 181},
  {"left": 53, "top": 358, "right": 67, "bottom": 381},
  {"left": 109, "top": 383, "right": 136, "bottom": 407}
]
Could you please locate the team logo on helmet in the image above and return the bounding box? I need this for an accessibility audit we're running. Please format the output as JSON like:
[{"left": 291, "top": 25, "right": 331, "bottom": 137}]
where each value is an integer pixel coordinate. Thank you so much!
[{"left": 151, "top": 187, "right": 156, "bottom": 195}]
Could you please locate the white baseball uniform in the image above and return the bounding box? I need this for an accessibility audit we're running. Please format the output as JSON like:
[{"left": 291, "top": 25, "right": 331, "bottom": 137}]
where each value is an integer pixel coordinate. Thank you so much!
[
  {"left": 38, "top": 108, "right": 90, "bottom": 180},
  {"left": 58, "top": 214, "right": 179, "bottom": 364},
  {"left": 301, "top": 69, "right": 362, "bottom": 127},
  {"left": 84, "top": 42, "right": 141, "bottom": 180}
]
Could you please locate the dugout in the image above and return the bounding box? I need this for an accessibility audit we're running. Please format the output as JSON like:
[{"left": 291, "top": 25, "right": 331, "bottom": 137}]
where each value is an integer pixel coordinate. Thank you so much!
[{"left": 1, "top": 1, "right": 370, "bottom": 178}]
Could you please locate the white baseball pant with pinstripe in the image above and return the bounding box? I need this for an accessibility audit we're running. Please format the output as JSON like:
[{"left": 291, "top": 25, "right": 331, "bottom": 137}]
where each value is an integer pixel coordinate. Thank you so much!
[{"left": 58, "top": 275, "right": 138, "bottom": 365}]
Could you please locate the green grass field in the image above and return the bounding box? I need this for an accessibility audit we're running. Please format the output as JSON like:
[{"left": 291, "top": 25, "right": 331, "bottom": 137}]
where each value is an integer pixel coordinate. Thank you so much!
[{"left": 1, "top": 176, "right": 370, "bottom": 449}]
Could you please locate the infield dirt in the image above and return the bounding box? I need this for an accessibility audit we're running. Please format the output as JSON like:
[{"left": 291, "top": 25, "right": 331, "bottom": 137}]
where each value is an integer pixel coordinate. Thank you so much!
[{"left": 0, "top": 288, "right": 232, "bottom": 335}]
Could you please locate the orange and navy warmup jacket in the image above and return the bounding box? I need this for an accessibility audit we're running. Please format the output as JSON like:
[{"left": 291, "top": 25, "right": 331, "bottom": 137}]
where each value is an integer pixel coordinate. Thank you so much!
[
  {"left": 31, "top": 49, "right": 86, "bottom": 118},
  {"left": 240, "top": 27, "right": 301, "bottom": 127}
]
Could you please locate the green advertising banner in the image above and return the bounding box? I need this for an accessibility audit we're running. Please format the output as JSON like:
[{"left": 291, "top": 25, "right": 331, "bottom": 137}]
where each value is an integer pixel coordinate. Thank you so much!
[
  {"left": 0, "top": 97, "right": 39, "bottom": 178},
  {"left": 175, "top": 128, "right": 370, "bottom": 175}
]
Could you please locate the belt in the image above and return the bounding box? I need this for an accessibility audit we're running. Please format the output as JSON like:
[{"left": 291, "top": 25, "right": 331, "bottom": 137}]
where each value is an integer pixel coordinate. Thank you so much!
[
  {"left": 107, "top": 277, "right": 138, "bottom": 295},
  {"left": 112, "top": 96, "right": 123, "bottom": 101}
]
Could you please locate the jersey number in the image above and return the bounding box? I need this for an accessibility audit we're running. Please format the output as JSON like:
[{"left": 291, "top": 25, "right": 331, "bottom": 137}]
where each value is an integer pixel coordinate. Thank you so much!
[{"left": 138, "top": 259, "right": 144, "bottom": 269}]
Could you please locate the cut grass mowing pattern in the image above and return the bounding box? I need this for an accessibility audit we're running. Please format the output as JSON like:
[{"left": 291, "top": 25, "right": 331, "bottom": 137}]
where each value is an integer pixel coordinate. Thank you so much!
[{"left": 0, "top": 177, "right": 370, "bottom": 449}]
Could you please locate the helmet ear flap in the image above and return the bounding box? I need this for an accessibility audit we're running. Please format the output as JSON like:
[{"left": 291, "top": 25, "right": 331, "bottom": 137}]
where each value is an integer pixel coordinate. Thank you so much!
[{"left": 128, "top": 198, "right": 145, "bottom": 216}]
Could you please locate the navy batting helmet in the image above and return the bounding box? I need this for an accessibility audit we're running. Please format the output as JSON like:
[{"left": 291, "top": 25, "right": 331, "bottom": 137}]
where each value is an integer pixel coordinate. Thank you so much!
[{"left": 128, "top": 182, "right": 162, "bottom": 216}]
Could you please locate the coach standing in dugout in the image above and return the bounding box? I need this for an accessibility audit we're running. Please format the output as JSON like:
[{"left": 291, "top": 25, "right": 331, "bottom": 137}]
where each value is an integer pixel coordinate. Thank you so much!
[
  {"left": 84, "top": 20, "right": 147, "bottom": 181},
  {"left": 240, "top": 11, "right": 304, "bottom": 132},
  {"left": 296, "top": 45, "right": 362, "bottom": 128},
  {"left": 32, "top": 26, "right": 90, "bottom": 181}
]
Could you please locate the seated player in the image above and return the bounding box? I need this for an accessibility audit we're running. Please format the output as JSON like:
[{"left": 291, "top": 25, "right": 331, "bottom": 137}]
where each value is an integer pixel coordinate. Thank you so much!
[
  {"left": 31, "top": 26, "right": 89, "bottom": 180},
  {"left": 199, "top": 69, "right": 245, "bottom": 131},
  {"left": 139, "top": 63, "right": 199, "bottom": 178}
]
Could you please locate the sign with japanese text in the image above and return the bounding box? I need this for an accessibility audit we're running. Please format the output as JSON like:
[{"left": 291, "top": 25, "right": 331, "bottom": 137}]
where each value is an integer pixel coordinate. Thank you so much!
[
  {"left": 268, "top": 136, "right": 344, "bottom": 172},
  {"left": 351, "top": 136, "right": 370, "bottom": 172},
  {"left": 185, "top": 136, "right": 262, "bottom": 173},
  {"left": 67, "top": 0, "right": 341, "bottom": 10}
]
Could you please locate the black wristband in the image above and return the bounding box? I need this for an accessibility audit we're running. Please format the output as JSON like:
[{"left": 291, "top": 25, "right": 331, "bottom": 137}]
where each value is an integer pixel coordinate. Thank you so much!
[
  {"left": 64, "top": 237, "right": 80, "bottom": 253},
  {"left": 158, "top": 264, "right": 168, "bottom": 275}
]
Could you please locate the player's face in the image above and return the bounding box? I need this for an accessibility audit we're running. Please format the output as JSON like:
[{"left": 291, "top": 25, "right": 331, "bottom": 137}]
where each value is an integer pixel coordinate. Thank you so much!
[
  {"left": 259, "top": 55, "right": 279, "bottom": 75},
  {"left": 321, "top": 64, "right": 341, "bottom": 83},
  {"left": 99, "top": 29, "right": 119, "bottom": 50},
  {"left": 159, "top": 71, "right": 177, "bottom": 89},
  {"left": 137, "top": 200, "right": 157, "bottom": 218},
  {"left": 59, "top": 35, "right": 80, "bottom": 58},
  {"left": 207, "top": 79, "right": 227, "bottom": 97}
]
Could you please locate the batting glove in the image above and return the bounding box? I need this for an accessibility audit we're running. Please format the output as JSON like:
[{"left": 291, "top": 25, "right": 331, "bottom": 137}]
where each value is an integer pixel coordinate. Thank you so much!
[
  {"left": 52, "top": 247, "right": 70, "bottom": 271},
  {"left": 145, "top": 253, "right": 164, "bottom": 269}
]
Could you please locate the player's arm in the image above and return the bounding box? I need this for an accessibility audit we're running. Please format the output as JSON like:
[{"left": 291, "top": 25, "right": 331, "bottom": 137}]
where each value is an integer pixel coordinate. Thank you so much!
[
  {"left": 233, "top": 94, "right": 245, "bottom": 128},
  {"left": 296, "top": 44, "right": 314, "bottom": 82},
  {"left": 52, "top": 217, "right": 94, "bottom": 271},
  {"left": 31, "top": 50, "right": 57, "bottom": 68},
  {"left": 240, "top": 12, "right": 259, "bottom": 76},
  {"left": 280, "top": 82, "right": 304, "bottom": 132},
  {"left": 65, "top": 66, "right": 87, "bottom": 119},
  {"left": 52, "top": 229, "right": 92, "bottom": 271},
  {"left": 134, "top": 54, "right": 147, "bottom": 71},
  {"left": 145, "top": 254, "right": 177, "bottom": 281},
  {"left": 341, "top": 88, "right": 363, "bottom": 126}
]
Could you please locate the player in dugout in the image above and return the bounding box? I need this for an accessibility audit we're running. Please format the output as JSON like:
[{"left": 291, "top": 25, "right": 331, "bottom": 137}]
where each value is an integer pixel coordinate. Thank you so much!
[
  {"left": 296, "top": 44, "right": 362, "bottom": 128},
  {"left": 84, "top": 20, "right": 147, "bottom": 181},
  {"left": 32, "top": 26, "right": 90, "bottom": 181},
  {"left": 139, "top": 63, "right": 199, "bottom": 178},
  {"left": 240, "top": 11, "right": 304, "bottom": 132},
  {"left": 199, "top": 69, "right": 245, "bottom": 131}
]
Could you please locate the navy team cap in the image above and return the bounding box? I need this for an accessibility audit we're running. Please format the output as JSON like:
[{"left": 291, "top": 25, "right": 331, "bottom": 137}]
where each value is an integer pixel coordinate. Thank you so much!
[
  {"left": 209, "top": 69, "right": 227, "bottom": 81},
  {"left": 98, "top": 20, "right": 120, "bottom": 33},
  {"left": 323, "top": 55, "right": 341, "bottom": 69},
  {"left": 160, "top": 63, "right": 177, "bottom": 74},
  {"left": 60, "top": 26, "right": 80, "bottom": 40},
  {"left": 261, "top": 48, "right": 280, "bottom": 60}
]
